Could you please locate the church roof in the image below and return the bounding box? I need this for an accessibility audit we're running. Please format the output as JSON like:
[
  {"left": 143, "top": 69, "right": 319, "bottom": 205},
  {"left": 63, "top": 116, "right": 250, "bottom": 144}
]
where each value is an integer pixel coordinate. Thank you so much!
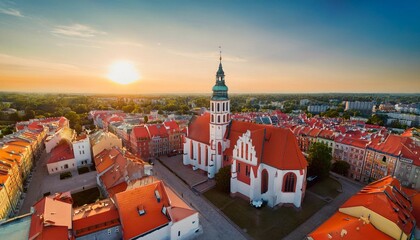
[
  {"left": 186, "top": 113, "right": 210, "bottom": 144},
  {"left": 226, "top": 121, "right": 308, "bottom": 170}
]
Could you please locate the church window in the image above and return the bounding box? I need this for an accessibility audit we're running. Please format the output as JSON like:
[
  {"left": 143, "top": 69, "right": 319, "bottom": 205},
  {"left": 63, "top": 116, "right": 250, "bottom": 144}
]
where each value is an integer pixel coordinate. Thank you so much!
[
  {"left": 245, "top": 144, "right": 248, "bottom": 160},
  {"left": 198, "top": 144, "right": 201, "bottom": 165},
  {"left": 218, "top": 142, "right": 222, "bottom": 155},
  {"left": 261, "top": 169, "right": 269, "bottom": 194},
  {"left": 241, "top": 142, "right": 244, "bottom": 158},
  {"left": 217, "top": 103, "right": 220, "bottom": 112},
  {"left": 211, "top": 115, "right": 214, "bottom": 123},
  {"left": 282, "top": 172, "right": 297, "bottom": 192},
  {"left": 212, "top": 102, "right": 214, "bottom": 111},
  {"left": 190, "top": 141, "right": 193, "bottom": 159},
  {"left": 218, "top": 116, "right": 220, "bottom": 122},
  {"left": 223, "top": 115, "right": 226, "bottom": 122}
]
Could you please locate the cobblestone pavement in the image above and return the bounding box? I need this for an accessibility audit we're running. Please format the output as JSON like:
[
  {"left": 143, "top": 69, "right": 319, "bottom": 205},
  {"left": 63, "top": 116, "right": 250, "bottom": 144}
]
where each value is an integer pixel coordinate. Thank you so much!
[
  {"left": 19, "top": 150, "right": 97, "bottom": 215},
  {"left": 283, "top": 173, "right": 364, "bottom": 240},
  {"left": 153, "top": 160, "right": 249, "bottom": 240}
]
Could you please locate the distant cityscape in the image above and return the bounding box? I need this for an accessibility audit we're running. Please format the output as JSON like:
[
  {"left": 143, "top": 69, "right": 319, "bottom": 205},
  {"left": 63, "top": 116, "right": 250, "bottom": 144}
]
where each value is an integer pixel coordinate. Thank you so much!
[{"left": 0, "top": 60, "right": 419, "bottom": 240}]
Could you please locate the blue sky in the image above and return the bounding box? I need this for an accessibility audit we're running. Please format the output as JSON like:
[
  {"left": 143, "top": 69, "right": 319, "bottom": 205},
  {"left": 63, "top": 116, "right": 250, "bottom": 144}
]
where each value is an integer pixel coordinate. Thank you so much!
[{"left": 0, "top": 0, "right": 419, "bottom": 93}]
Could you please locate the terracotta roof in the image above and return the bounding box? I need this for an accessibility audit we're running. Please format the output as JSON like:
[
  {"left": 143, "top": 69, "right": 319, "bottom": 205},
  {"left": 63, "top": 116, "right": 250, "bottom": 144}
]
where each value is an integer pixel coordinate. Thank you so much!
[
  {"left": 29, "top": 196, "right": 72, "bottom": 240},
  {"left": 226, "top": 121, "right": 308, "bottom": 170},
  {"left": 147, "top": 124, "right": 168, "bottom": 138},
  {"left": 132, "top": 125, "right": 150, "bottom": 139},
  {"left": 47, "top": 143, "right": 74, "bottom": 164},
  {"left": 308, "top": 128, "right": 322, "bottom": 138},
  {"left": 340, "top": 176, "right": 415, "bottom": 237},
  {"left": 73, "top": 199, "right": 120, "bottom": 237},
  {"left": 114, "top": 181, "right": 171, "bottom": 240},
  {"left": 187, "top": 113, "right": 210, "bottom": 144},
  {"left": 308, "top": 211, "right": 393, "bottom": 240},
  {"left": 94, "top": 148, "right": 121, "bottom": 174},
  {"left": 164, "top": 120, "right": 180, "bottom": 133},
  {"left": 309, "top": 176, "right": 416, "bottom": 240},
  {"left": 318, "top": 129, "right": 335, "bottom": 140}
]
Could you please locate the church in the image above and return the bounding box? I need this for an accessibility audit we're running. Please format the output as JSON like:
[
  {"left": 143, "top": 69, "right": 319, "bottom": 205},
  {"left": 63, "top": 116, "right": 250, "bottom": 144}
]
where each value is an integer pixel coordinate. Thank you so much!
[{"left": 183, "top": 55, "right": 308, "bottom": 208}]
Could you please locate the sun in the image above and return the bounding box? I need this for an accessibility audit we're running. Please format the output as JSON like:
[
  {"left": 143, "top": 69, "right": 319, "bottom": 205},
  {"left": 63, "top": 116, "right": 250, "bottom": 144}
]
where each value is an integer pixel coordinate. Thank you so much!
[{"left": 107, "top": 60, "right": 140, "bottom": 84}]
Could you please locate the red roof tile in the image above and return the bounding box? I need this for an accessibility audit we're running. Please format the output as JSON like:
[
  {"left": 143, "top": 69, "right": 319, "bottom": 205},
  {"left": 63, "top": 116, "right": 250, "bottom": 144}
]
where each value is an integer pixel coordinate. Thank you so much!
[
  {"left": 187, "top": 113, "right": 210, "bottom": 144},
  {"left": 114, "top": 181, "right": 171, "bottom": 240},
  {"left": 132, "top": 125, "right": 150, "bottom": 139},
  {"left": 47, "top": 143, "right": 74, "bottom": 164}
]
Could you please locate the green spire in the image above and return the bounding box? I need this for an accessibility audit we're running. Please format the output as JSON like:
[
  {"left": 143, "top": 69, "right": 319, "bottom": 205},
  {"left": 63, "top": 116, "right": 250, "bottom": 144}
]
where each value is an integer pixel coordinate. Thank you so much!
[{"left": 212, "top": 49, "right": 228, "bottom": 100}]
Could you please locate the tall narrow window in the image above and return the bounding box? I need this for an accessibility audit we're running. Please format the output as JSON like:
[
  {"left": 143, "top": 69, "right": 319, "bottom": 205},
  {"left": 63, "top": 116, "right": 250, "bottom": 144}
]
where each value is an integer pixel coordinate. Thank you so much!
[
  {"left": 261, "top": 169, "right": 268, "bottom": 194},
  {"left": 245, "top": 144, "right": 248, "bottom": 160},
  {"left": 217, "top": 103, "right": 220, "bottom": 112},
  {"left": 190, "top": 141, "right": 194, "bottom": 159},
  {"left": 218, "top": 142, "right": 222, "bottom": 155},
  {"left": 198, "top": 144, "right": 201, "bottom": 165},
  {"left": 282, "top": 173, "right": 297, "bottom": 192},
  {"left": 237, "top": 162, "right": 241, "bottom": 173}
]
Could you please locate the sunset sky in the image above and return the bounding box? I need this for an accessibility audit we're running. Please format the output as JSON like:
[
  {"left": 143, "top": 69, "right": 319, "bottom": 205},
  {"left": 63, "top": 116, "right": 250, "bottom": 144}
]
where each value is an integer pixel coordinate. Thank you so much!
[{"left": 0, "top": 0, "right": 419, "bottom": 94}]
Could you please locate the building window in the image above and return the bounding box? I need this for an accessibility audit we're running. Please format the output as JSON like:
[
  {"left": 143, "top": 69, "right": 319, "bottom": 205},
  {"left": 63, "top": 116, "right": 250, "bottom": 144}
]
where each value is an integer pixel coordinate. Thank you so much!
[
  {"left": 218, "top": 115, "right": 220, "bottom": 122},
  {"left": 261, "top": 169, "right": 269, "bottom": 194},
  {"left": 108, "top": 229, "right": 112, "bottom": 235},
  {"left": 382, "top": 156, "right": 386, "bottom": 163},
  {"left": 246, "top": 166, "right": 250, "bottom": 177},
  {"left": 211, "top": 115, "right": 214, "bottom": 123},
  {"left": 237, "top": 163, "right": 240, "bottom": 173},
  {"left": 178, "top": 231, "right": 181, "bottom": 236},
  {"left": 217, "top": 103, "right": 220, "bottom": 112},
  {"left": 282, "top": 172, "right": 297, "bottom": 192}
]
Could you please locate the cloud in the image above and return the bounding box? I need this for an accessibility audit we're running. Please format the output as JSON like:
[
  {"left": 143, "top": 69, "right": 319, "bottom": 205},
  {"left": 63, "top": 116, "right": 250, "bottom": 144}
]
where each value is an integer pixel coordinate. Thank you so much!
[
  {"left": 51, "top": 24, "right": 106, "bottom": 38},
  {"left": 0, "top": 53, "right": 79, "bottom": 73},
  {"left": 170, "top": 50, "right": 246, "bottom": 62},
  {"left": 0, "top": 7, "right": 24, "bottom": 17}
]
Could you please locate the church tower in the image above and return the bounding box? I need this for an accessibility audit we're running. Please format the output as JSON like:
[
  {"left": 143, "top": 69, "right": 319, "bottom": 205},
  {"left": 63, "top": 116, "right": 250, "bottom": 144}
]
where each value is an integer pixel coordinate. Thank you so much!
[{"left": 208, "top": 50, "right": 230, "bottom": 178}]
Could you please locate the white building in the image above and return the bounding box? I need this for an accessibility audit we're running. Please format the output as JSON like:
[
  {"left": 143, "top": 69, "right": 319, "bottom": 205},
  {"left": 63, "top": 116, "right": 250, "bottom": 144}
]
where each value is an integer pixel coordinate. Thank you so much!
[
  {"left": 307, "top": 105, "right": 328, "bottom": 114},
  {"left": 72, "top": 135, "right": 92, "bottom": 166},
  {"left": 345, "top": 101, "right": 375, "bottom": 113}
]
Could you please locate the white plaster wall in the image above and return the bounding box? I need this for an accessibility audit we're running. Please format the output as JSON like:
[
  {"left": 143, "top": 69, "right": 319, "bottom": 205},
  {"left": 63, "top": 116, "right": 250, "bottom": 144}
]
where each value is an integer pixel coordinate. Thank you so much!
[
  {"left": 170, "top": 213, "right": 200, "bottom": 240},
  {"left": 47, "top": 158, "right": 76, "bottom": 174},
  {"left": 73, "top": 138, "right": 92, "bottom": 166},
  {"left": 136, "top": 225, "right": 170, "bottom": 240}
]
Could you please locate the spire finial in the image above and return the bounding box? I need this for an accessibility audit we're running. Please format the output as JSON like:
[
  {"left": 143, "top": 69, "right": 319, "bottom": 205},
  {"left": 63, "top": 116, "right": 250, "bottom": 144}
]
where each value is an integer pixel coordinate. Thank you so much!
[{"left": 219, "top": 46, "right": 222, "bottom": 62}]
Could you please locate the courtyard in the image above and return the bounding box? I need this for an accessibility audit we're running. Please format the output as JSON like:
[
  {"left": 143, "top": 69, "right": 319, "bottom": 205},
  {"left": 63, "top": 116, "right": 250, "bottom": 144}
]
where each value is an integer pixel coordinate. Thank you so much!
[{"left": 203, "top": 177, "right": 342, "bottom": 240}]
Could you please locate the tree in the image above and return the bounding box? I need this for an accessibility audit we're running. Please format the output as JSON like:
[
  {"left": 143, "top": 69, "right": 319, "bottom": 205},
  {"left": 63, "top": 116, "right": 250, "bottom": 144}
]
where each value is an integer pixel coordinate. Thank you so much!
[
  {"left": 331, "top": 161, "right": 350, "bottom": 176},
  {"left": 144, "top": 116, "right": 148, "bottom": 123},
  {"left": 307, "top": 142, "right": 332, "bottom": 179},
  {"left": 215, "top": 165, "right": 231, "bottom": 193}
]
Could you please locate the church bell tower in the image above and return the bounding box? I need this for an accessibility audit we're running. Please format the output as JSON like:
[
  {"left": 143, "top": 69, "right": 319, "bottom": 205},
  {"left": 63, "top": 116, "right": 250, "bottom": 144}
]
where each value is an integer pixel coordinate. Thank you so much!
[{"left": 208, "top": 49, "right": 230, "bottom": 178}]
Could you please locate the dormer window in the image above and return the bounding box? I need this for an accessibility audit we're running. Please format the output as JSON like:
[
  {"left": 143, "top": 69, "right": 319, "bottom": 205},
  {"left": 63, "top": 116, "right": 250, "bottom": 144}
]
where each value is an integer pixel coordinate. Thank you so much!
[
  {"left": 137, "top": 205, "right": 146, "bottom": 216},
  {"left": 155, "top": 189, "right": 161, "bottom": 203}
]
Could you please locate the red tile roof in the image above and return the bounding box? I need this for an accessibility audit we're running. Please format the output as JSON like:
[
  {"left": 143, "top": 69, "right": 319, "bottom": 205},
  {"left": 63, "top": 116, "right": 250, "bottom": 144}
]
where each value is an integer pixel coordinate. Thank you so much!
[
  {"left": 187, "top": 113, "right": 210, "bottom": 144},
  {"left": 226, "top": 121, "right": 308, "bottom": 170},
  {"left": 132, "top": 125, "right": 150, "bottom": 139},
  {"left": 341, "top": 176, "right": 415, "bottom": 237},
  {"left": 164, "top": 120, "right": 180, "bottom": 133},
  {"left": 73, "top": 199, "right": 120, "bottom": 237},
  {"left": 29, "top": 196, "right": 72, "bottom": 240},
  {"left": 94, "top": 148, "right": 121, "bottom": 174},
  {"left": 147, "top": 124, "right": 169, "bottom": 138},
  {"left": 308, "top": 211, "right": 393, "bottom": 240},
  {"left": 47, "top": 143, "right": 74, "bottom": 164},
  {"left": 114, "top": 181, "right": 171, "bottom": 240},
  {"left": 309, "top": 176, "right": 416, "bottom": 240}
]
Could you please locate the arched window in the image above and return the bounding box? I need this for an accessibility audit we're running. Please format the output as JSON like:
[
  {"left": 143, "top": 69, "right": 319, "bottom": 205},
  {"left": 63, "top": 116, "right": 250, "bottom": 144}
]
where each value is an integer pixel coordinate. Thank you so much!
[
  {"left": 223, "top": 102, "right": 225, "bottom": 111},
  {"left": 241, "top": 142, "right": 244, "bottom": 158},
  {"left": 218, "top": 116, "right": 220, "bottom": 123},
  {"left": 245, "top": 144, "right": 248, "bottom": 160},
  {"left": 217, "top": 103, "right": 220, "bottom": 112},
  {"left": 261, "top": 169, "right": 269, "bottom": 194},
  {"left": 211, "top": 115, "right": 214, "bottom": 123},
  {"left": 282, "top": 172, "right": 297, "bottom": 192},
  {"left": 212, "top": 102, "right": 214, "bottom": 111},
  {"left": 218, "top": 142, "right": 222, "bottom": 155}
]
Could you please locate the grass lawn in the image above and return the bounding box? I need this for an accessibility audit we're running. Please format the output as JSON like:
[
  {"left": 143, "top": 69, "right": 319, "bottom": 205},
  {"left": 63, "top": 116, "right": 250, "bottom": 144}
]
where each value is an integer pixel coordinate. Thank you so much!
[
  {"left": 204, "top": 188, "right": 326, "bottom": 240},
  {"left": 308, "top": 177, "right": 341, "bottom": 199},
  {"left": 71, "top": 187, "right": 101, "bottom": 207}
]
